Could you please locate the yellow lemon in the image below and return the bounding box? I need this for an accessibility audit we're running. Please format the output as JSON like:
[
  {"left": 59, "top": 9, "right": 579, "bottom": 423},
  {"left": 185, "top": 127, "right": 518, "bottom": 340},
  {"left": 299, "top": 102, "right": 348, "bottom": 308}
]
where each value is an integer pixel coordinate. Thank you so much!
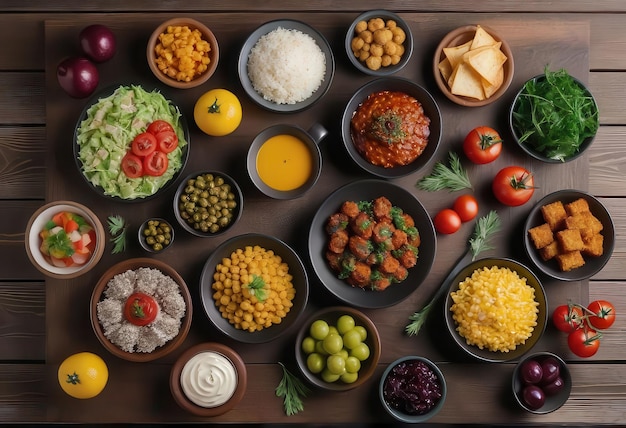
[
  {"left": 58, "top": 352, "right": 108, "bottom": 399},
  {"left": 193, "top": 88, "right": 242, "bottom": 136}
]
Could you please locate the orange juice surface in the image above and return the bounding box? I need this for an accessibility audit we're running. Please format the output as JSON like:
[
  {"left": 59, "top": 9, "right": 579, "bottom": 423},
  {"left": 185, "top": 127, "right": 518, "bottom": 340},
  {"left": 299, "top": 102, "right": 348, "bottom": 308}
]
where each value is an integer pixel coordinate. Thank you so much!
[{"left": 256, "top": 134, "right": 313, "bottom": 191}]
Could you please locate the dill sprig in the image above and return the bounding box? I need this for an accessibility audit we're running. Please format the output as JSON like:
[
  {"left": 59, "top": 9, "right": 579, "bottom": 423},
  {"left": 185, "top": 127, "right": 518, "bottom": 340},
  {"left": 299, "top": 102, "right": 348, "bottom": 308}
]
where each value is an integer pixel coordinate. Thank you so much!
[
  {"left": 275, "top": 362, "right": 309, "bottom": 416},
  {"left": 416, "top": 152, "right": 473, "bottom": 192},
  {"left": 107, "top": 215, "right": 127, "bottom": 254}
]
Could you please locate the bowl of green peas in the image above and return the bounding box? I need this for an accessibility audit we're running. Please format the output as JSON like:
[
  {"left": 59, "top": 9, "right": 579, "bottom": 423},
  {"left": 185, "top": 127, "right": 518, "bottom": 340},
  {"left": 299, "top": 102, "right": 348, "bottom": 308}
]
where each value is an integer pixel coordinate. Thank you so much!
[{"left": 138, "top": 218, "right": 174, "bottom": 252}]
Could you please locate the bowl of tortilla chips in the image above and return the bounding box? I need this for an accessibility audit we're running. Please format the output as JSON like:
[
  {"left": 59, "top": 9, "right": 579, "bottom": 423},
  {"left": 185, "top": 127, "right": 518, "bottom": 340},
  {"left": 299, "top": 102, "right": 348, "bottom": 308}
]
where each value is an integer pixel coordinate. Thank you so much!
[{"left": 433, "top": 24, "right": 513, "bottom": 107}]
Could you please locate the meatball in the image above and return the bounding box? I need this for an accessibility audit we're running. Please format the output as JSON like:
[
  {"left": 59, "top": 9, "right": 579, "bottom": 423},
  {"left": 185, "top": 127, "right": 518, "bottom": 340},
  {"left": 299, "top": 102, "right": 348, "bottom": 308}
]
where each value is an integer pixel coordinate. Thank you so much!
[
  {"left": 328, "top": 229, "right": 349, "bottom": 254},
  {"left": 351, "top": 211, "right": 374, "bottom": 239},
  {"left": 391, "top": 265, "right": 409, "bottom": 282},
  {"left": 372, "top": 220, "right": 395, "bottom": 244},
  {"left": 325, "top": 251, "right": 344, "bottom": 272},
  {"left": 326, "top": 212, "right": 349, "bottom": 235},
  {"left": 347, "top": 262, "right": 371, "bottom": 288},
  {"left": 349, "top": 235, "right": 373, "bottom": 261},
  {"left": 391, "top": 229, "right": 408, "bottom": 250},
  {"left": 373, "top": 196, "right": 393, "bottom": 221},
  {"left": 340, "top": 200, "right": 360, "bottom": 219},
  {"left": 379, "top": 252, "right": 400, "bottom": 274},
  {"left": 397, "top": 246, "right": 418, "bottom": 268}
]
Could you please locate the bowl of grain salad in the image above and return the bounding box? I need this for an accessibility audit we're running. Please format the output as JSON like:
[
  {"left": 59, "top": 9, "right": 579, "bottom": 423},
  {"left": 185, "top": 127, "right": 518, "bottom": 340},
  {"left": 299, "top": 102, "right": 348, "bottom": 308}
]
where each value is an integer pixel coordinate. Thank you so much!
[
  {"left": 90, "top": 258, "right": 192, "bottom": 362},
  {"left": 147, "top": 18, "right": 219, "bottom": 89},
  {"left": 237, "top": 19, "right": 335, "bottom": 113},
  {"left": 443, "top": 257, "right": 547, "bottom": 363},
  {"left": 199, "top": 233, "right": 309, "bottom": 344}
]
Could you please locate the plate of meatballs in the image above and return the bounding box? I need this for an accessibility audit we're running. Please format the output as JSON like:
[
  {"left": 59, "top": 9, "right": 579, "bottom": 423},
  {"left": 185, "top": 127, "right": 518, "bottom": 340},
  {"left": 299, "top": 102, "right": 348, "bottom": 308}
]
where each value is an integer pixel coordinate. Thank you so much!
[{"left": 308, "top": 179, "right": 436, "bottom": 308}]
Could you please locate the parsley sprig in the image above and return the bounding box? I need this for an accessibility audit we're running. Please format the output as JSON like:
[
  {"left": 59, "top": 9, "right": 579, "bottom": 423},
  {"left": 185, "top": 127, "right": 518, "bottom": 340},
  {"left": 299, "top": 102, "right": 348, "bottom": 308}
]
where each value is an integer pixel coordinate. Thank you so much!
[
  {"left": 275, "top": 362, "right": 309, "bottom": 416},
  {"left": 107, "top": 215, "right": 128, "bottom": 254},
  {"left": 416, "top": 152, "right": 473, "bottom": 192}
]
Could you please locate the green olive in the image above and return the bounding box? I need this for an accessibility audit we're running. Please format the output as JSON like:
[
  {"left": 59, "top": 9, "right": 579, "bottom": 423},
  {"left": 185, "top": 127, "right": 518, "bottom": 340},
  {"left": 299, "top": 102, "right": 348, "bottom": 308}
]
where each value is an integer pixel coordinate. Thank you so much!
[{"left": 142, "top": 220, "right": 172, "bottom": 252}]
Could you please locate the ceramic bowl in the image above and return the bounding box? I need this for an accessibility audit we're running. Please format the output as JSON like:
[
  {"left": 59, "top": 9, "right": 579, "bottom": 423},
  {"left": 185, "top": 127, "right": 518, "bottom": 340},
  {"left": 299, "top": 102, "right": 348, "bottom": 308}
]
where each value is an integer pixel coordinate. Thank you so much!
[
  {"left": 443, "top": 257, "right": 547, "bottom": 363},
  {"left": 512, "top": 351, "right": 572, "bottom": 414},
  {"left": 523, "top": 189, "right": 614, "bottom": 281},
  {"left": 379, "top": 356, "right": 447, "bottom": 423},
  {"left": 295, "top": 306, "right": 381, "bottom": 391},
  {"left": 307, "top": 179, "right": 436, "bottom": 309},
  {"left": 340, "top": 77, "right": 441, "bottom": 179},
  {"left": 173, "top": 170, "right": 243, "bottom": 238},
  {"left": 138, "top": 218, "right": 174, "bottom": 253},
  {"left": 433, "top": 24, "right": 514, "bottom": 107},
  {"left": 238, "top": 19, "right": 335, "bottom": 113},
  {"left": 509, "top": 73, "right": 599, "bottom": 162},
  {"left": 147, "top": 18, "right": 219, "bottom": 89},
  {"left": 199, "top": 233, "right": 309, "bottom": 344},
  {"left": 25, "top": 200, "right": 105, "bottom": 279},
  {"left": 90, "top": 258, "right": 193, "bottom": 362},
  {"left": 170, "top": 342, "right": 247, "bottom": 416},
  {"left": 345, "top": 9, "right": 413, "bottom": 76}
]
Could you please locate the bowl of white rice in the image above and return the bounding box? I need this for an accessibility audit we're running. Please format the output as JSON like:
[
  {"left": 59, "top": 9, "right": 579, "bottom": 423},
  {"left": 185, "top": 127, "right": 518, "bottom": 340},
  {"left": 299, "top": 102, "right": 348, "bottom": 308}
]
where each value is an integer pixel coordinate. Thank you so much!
[
  {"left": 90, "top": 258, "right": 192, "bottom": 362},
  {"left": 238, "top": 19, "right": 335, "bottom": 113}
]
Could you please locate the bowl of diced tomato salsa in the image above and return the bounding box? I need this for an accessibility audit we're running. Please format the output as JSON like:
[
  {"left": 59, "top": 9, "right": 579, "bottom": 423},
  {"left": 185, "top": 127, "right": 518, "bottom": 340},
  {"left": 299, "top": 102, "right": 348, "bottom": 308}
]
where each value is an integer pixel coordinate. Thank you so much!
[{"left": 25, "top": 200, "right": 106, "bottom": 279}]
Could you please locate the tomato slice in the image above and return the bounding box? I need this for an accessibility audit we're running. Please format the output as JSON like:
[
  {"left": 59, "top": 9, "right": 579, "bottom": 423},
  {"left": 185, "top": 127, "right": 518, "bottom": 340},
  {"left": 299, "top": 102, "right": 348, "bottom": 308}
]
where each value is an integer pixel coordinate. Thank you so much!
[
  {"left": 155, "top": 130, "right": 178, "bottom": 153},
  {"left": 146, "top": 119, "right": 174, "bottom": 135},
  {"left": 143, "top": 151, "right": 169, "bottom": 176},
  {"left": 121, "top": 152, "right": 144, "bottom": 178},
  {"left": 131, "top": 132, "right": 157, "bottom": 157}
]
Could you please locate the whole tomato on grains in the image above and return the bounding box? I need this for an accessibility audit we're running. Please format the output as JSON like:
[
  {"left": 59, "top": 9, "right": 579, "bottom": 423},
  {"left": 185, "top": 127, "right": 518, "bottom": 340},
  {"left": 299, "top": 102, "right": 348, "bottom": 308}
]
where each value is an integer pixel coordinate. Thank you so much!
[
  {"left": 463, "top": 126, "right": 503, "bottom": 164},
  {"left": 124, "top": 292, "right": 159, "bottom": 326},
  {"left": 492, "top": 166, "right": 535, "bottom": 206}
]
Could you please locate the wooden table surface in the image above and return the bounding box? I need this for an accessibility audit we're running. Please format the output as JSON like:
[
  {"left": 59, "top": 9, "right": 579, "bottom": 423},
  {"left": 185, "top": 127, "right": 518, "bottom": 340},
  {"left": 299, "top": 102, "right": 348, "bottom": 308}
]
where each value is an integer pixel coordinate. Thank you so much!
[{"left": 1, "top": 1, "right": 626, "bottom": 426}]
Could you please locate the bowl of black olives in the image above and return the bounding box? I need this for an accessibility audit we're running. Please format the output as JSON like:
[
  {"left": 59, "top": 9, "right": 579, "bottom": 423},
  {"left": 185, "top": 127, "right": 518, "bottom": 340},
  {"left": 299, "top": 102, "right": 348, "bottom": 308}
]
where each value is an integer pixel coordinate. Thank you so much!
[
  {"left": 173, "top": 171, "right": 243, "bottom": 238},
  {"left": 138, "top": 218, "right": 174, "bottom": 252}
]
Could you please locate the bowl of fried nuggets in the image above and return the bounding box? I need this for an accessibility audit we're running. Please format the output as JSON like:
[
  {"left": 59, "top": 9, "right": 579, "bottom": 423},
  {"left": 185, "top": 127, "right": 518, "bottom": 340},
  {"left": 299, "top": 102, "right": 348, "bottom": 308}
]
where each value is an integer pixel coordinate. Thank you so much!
[
  {"left": 524, "top": 190, "right": 614, "bottom": 281},
  {"left": 433, "top": 24, "right": 513, "bottom": 107}
]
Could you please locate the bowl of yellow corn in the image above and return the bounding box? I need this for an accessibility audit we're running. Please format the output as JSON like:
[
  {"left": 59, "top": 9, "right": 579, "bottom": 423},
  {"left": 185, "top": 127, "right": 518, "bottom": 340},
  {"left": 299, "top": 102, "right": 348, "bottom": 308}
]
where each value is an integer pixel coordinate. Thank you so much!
[
  {"left": 147, "top": 18, "right": 219, "bottom": 89},
  {"left": 443, "top": 257, "right": 547, "bottom": 362}
]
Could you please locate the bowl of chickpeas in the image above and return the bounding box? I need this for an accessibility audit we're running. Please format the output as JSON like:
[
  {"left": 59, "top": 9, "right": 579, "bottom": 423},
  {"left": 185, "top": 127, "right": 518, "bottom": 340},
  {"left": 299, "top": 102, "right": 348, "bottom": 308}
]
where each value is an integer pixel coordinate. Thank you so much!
[
  {"left": 173, "top": 170, "right": 243, "bottom": 238},
  {"left": 147, "top": 18, "right": 219, "bottom": 89},
  {"left": 345, "top": 10, "right": 413, "bottom": 76},
  {"left": 198, "top": 233, "right": 309, "bottom": 344},
  {"left": 138, "top": 218, "right": 174, "bottom": 253}
]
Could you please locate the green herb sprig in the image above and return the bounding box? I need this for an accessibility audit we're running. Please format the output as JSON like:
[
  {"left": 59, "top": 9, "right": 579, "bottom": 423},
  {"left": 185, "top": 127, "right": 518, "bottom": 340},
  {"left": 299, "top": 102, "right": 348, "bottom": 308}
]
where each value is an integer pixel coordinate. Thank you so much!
[
  {"left": 275, "top": 362, "right": 309, "bottom": 416},
  {"left": 107, "top": 215, "right": 128, "bottom": 254},
  {"left": 245, "top": 274, "right": 268, "bottom": 301},
  {"left": 416, "top": 152, "right": 473, "bottom": 192}
]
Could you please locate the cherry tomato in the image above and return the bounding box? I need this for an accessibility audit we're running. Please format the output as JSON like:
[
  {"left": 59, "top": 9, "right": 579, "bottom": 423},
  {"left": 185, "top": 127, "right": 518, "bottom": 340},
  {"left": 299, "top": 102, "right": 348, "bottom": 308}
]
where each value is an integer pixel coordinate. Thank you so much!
[
  {"left": 123, "top": 292, "right": 158, "bottom": 326},
  {"left": 552, "top": 304, "right": 584, "bottom": 333},
  {"left": 143, "top": 150, "right": 168, "bottom": 176},
  {"left": 492, "top": 166, "right": 535, "bottom": 206},
  {"left": 463, "top": 126, "right": 503, "bottom": 164},
  {"left": 587, "top": 300, "right": 616, "bottom": 330},
  {"left": 121, "top": 152, "right": 143, "bottom": 178},
  {"left": 131, "top": 132, "right": 157, "bottom": 157},
  {"left": 452, "top": 194, "right": 479, "bottom": 222},
  {"left": 567, "top": 327, "right": 601, "bottom": 358},
  {"left": 155, "top": 130, "right": 179, "bottom": 154},
  {"left": 146, "top": 119, "right": 174, "bottom": 135},
  {"left": 433, "top": 208, "right": 462, "bottom": 234}
]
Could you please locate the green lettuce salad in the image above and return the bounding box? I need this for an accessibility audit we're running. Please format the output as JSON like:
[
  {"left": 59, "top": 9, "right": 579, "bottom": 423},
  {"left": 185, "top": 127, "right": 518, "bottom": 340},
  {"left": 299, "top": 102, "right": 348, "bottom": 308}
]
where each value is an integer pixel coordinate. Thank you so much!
[{"left": 76, "top": 85, "right": 188, "bottom": 199}]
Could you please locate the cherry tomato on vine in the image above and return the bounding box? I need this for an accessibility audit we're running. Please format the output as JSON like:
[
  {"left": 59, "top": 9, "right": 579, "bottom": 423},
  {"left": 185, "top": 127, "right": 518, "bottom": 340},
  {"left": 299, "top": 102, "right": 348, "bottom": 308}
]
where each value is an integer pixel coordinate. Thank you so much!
[
  {"left": 552, "top": 304, "right": 584, "bottom": 333},
  {"left": 587, "top": 300, "right": 616, "bottom": 330},
  {"left": 463, "top": 126, "right": 503, "bottom": 164},
  {"left": 453, "top": 194, "right": 479, "bottom": 222},
  {"left": 567, "top": 327, "right": 601, "bottom": 358},
  {"left": 433, "top": 208, "right": 461, "bottom": 234},
  {"left": 492, "top": 166, "right": 535, "bottom": 206}
]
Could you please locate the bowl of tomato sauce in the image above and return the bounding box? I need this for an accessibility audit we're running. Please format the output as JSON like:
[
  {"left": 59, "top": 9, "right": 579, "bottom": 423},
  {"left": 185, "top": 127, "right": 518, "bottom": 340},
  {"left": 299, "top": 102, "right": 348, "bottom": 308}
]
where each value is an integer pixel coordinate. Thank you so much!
[{"left": 341, "top": 77, "right": 442, "bottom": 179}]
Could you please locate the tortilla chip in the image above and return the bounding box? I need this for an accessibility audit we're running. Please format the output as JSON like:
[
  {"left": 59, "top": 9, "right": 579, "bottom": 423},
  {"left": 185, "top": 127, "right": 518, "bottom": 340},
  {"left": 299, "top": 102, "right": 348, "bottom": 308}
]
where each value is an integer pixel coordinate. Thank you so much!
[
  {"left": 470, "top": 25, "right": 498, "bottom": 50},
  {"left": 449, "top": 62, "right": 485, "bottom": 100},
  {"left": 443, "top": 40, "right": 472, "bottom": 69},
  {"left": 438, "top": 58, "right": 453, "bottom": 82},
  {"left": 464, "top": 43, "right": 507, "bottom": 85},
  {"left": 482, "top": 66, "right": 504, "bottom": 98}
]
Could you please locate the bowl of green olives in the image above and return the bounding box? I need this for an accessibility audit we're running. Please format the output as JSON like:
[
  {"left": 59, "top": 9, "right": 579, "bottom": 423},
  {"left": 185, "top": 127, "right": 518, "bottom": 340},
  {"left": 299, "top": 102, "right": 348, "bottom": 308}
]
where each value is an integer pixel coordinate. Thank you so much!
[
  {"left": 173, "top": 170, "right": 243, "bottom": 237},
  {"left": 138, "top": 218, "right": 174, "bottom": 252}
]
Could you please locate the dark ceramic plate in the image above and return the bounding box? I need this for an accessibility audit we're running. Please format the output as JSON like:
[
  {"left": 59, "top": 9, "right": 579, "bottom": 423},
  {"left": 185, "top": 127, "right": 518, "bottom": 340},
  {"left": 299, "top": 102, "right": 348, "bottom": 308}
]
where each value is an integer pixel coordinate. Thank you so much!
[
  {"left": 341, "top": 77, "right": 442, "bottom": 179},
  {"left": 73, "top": 84, "right": 190, "bottom": 202},
  {"left": 308, "top": 179, "right": 436, "bottom": 309},
  {"left": 238, "top": 19, "right": 335, "bottom": 113},
  {"left": 199, "top": 233, "right": 309, "bottom": 343},
  {"left": 523, "top": 189, "right": 614, "bottom": 281}
]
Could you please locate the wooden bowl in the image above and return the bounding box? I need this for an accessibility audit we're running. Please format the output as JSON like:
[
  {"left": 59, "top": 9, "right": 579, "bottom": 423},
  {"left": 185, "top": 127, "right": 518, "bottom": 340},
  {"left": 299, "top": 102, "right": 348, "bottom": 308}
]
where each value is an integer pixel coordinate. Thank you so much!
[
  {"left": 25, "top": 200, "right": 105, "bottom": 279},
  {"left": 147, "top": 18, "right": 219, "bottom": 89},
  {"left": 433, "top": 24, "right": 514, "bottom": 107},
  {"left": 170, "top": 342, "right": 247, "bottom": 417},
  {"left": 90, "top": 258, "right": 192, "bottom": 362}
]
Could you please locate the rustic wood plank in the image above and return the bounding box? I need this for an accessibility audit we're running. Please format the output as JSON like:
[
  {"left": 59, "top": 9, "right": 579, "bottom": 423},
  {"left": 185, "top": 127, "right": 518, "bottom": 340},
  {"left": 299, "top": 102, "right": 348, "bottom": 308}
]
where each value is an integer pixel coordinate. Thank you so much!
[
  {"left": 0, "top": 364, "right": 45, "bottom": 423},
  {"left": 588, "top": 127, "right": 626, "bottom": 197},
  {"left": 591, "top": 198, "right": 626, "bottom": 281},
  {"left": 0, "top": 201, "right": 45, "bottom": 281},
  {"left": 0, "top": 127, "right": 46, "bottom": 200},
  {"left": 0, "top": 73, "right": 45, "bottom": 125},
  {"left": 0, "top": 282, "right": 45, "bottom": 361},
  {"left": 589, "top": 72, "right": 626, "bottom": 125}
]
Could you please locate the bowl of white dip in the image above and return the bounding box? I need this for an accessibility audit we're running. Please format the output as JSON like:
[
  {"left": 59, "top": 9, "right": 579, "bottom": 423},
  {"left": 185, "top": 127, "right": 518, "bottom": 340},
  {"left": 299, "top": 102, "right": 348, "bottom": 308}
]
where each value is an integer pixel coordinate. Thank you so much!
[{"left": 170, "top": 342, "right": 247, "bottom": 416}]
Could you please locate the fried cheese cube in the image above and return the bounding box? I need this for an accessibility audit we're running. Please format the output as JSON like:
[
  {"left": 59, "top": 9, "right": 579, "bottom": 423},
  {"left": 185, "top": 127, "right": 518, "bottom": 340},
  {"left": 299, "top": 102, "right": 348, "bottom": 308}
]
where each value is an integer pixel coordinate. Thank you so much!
[
  {"left": 528, "top": 223, "right": 554, "bottom": 249},
  {"left": 583, "top": 233, "right": 604, "bottom": 257},
  {"left": 541, "top": 201, "right": 568, "bottom": 231},
  {"left": 556, "top": 228, "right": 585, "bottom": 252},
  {"left": 565, "top": 212, "right": 604, "bottom": 234},
  {"left": 539, "top": 241, "right": 560, "bottom": 261},
  {"left": 565, "top": 198, "right": 590, "bottom": 216},
  {"left": 555, "top": 251, "right": 586, "bottom": 272}
]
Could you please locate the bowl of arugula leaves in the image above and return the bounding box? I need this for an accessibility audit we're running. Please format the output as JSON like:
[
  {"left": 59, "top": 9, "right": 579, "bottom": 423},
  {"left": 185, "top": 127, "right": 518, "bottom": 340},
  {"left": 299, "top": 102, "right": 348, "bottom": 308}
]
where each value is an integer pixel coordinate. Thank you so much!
[{"left": 509, "top": 68, "right": 599, "bottom": 163}]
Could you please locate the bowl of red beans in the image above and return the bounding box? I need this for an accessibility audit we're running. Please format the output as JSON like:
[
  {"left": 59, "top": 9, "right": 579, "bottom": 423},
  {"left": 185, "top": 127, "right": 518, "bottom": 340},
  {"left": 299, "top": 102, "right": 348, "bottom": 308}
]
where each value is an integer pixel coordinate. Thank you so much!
[
  {"left": 341, "top": 77, "right": 442, "bottom": 179},
  {"left": 379, "top": 356, "right": 447, "bottom": 423}
]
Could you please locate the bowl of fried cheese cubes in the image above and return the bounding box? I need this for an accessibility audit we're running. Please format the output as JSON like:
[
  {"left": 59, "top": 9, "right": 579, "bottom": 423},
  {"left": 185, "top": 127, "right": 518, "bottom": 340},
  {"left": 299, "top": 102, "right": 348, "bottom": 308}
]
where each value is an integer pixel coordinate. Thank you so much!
[
  {"left": 525, "top": 190, "right": 615, "bottom": 281},
  {"left": 444, "top": 258, "right": 547, "bottom": 362}
]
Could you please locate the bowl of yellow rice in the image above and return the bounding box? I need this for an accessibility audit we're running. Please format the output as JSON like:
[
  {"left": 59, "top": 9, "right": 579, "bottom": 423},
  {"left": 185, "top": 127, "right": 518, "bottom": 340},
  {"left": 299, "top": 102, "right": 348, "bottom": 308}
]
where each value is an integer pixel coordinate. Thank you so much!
[{"left": 443, "top": 257, "right": 547, "bottom": 362}]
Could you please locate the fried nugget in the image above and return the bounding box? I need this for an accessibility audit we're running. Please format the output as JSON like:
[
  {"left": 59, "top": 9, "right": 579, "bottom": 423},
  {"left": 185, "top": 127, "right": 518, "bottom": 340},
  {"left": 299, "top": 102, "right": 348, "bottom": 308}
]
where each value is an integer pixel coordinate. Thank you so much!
[
  {"left": 555, "top": 251, "right": 586, "bottom": 272},
  {"left": 539, "top": 241, "right": 560, "bottom": 261},
  {"left": 528, "top": 223, "right": 554, "bottom": 249},
  {"left": 565, "top": 211, "right": 603, "bottom": 234},
  {"left": 565, "top": 198, "right": 590, "bottom": 216},
  {"left": 556, "top": 228, "right": 585, "bottom": 252},
  {"left": 582, "top": 233, "right": 604, "bottom": 257},
  {"left": 541, "top": 201, "right": 568, "bottom": 231}
]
